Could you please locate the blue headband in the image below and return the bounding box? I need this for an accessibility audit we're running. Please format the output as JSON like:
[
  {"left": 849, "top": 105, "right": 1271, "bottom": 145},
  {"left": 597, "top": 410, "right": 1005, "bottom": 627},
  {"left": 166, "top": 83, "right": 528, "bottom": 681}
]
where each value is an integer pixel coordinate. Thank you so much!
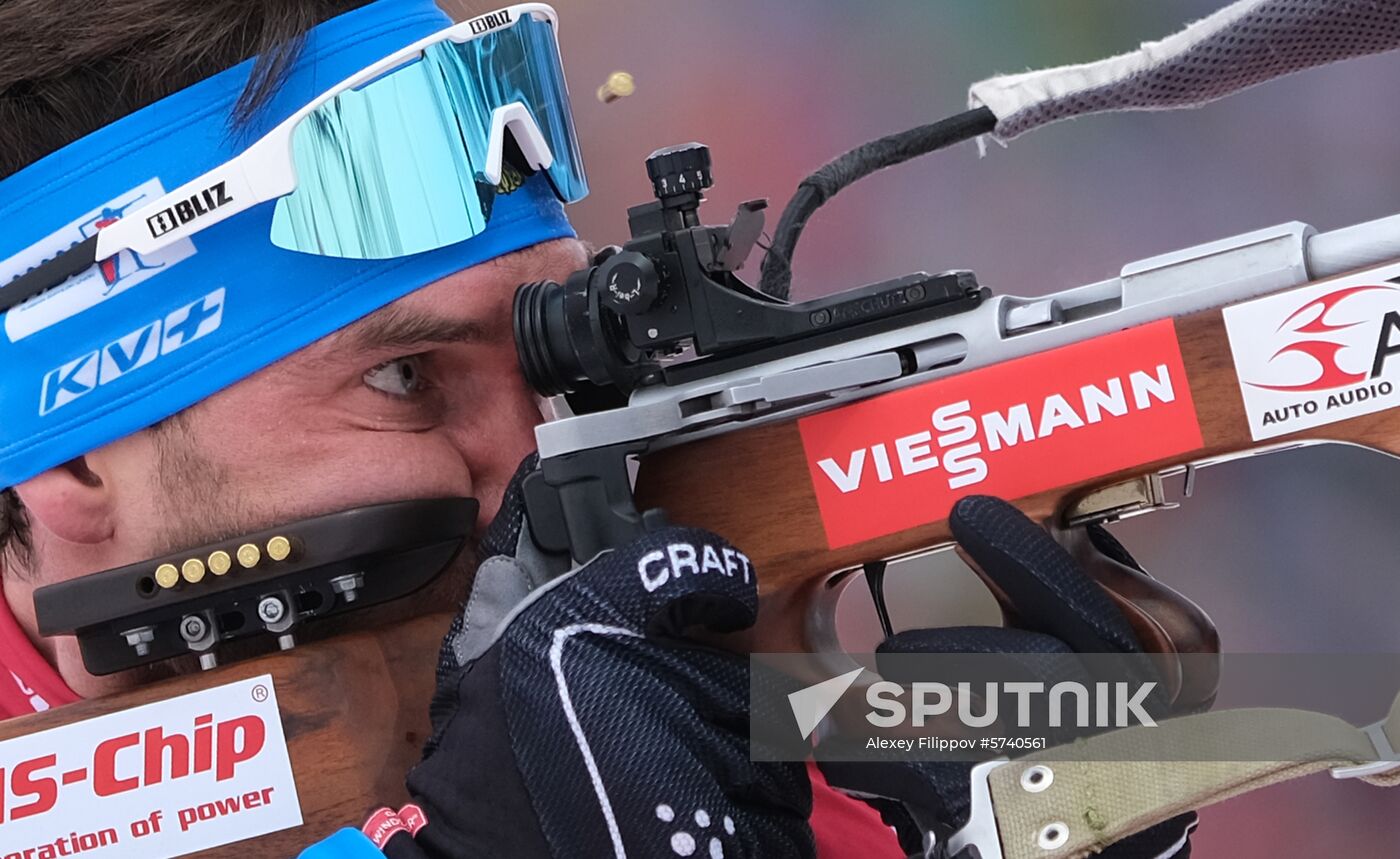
[{"left": 0, "top": 0, "right": 574, "bottom": 487}]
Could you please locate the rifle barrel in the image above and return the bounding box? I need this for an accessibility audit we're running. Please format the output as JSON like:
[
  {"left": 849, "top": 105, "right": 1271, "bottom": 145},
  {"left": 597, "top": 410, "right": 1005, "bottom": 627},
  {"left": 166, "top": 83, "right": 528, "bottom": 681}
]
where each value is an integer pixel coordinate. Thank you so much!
[{"left": 1308, "top": 213, "right": 1400, "bottom": 278}]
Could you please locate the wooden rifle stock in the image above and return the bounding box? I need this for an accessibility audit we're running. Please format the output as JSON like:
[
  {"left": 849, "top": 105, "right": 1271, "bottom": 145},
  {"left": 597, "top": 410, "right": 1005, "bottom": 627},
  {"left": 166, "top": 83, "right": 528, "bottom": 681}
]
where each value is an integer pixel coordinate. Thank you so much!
[{"left": 632, "top": 269, "right": 1400, "bottom": 711}]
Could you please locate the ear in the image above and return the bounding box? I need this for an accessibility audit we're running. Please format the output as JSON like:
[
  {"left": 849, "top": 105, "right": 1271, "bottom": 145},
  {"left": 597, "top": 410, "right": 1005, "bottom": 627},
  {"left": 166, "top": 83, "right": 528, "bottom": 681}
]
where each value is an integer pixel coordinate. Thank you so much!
[{"left": 12, "top": 457, "right": 115, "bottom": 545}]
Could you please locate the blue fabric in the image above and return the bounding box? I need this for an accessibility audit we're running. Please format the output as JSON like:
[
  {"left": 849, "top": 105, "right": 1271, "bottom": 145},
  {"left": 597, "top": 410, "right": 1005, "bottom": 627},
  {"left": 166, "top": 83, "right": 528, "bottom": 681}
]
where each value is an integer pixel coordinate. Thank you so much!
[
  {"left": 298, "top": 828, "right": 385, "bottom": 858},
  {"left": 0, "top": 0, "right": 575, "bottom": 487}
]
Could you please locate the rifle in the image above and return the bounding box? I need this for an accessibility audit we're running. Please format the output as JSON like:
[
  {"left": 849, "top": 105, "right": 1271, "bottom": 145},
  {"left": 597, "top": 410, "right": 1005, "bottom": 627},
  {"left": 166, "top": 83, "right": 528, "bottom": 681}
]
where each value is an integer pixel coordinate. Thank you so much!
[
  {"left": 509, "top": 140, "right": 1400, "bottom": 857},
  {"left": 515, "top": 136, "right": 1400, "bottom": 695},
  {"left": 9, "top": 183, "right": 1395, "bottom": 854}
]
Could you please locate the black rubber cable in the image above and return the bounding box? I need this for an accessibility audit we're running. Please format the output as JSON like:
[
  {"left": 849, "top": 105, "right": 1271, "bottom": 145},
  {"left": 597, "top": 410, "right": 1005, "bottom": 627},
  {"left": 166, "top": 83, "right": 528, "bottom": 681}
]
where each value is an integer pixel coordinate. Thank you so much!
[{"left": 759, "top": 105, "right": 997, "bottom": 300}]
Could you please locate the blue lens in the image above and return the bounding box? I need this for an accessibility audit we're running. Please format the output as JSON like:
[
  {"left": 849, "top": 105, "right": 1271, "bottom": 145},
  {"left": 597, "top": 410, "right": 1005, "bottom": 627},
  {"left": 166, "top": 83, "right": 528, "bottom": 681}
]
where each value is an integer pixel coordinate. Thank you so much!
[
  {"left": 474, "top": 12, "right": 588, "bottom": 204},
  {"left": 270, "top": 12, "right": 586, "bottom": 260}
]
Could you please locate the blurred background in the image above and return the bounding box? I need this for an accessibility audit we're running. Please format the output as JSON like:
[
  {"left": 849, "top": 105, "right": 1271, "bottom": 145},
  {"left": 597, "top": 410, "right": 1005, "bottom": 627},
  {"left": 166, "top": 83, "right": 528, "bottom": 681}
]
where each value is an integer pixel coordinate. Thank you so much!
[{"left": 443, "top": 1, "right": 1400, "bottom": 853}]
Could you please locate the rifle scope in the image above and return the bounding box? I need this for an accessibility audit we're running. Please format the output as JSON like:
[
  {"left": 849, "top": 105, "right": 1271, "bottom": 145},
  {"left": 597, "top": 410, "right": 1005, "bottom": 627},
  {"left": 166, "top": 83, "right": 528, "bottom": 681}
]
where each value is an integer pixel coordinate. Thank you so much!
[{"left": 513, "top": 142, "right": 982, "bottom": 407}]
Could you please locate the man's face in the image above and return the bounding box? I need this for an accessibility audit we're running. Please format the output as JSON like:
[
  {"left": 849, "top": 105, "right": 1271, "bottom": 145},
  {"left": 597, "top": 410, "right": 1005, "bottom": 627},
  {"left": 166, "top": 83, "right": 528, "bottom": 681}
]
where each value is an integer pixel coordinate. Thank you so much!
[{"left": 8, "top": 237, "right": 590, "bottom": 696}]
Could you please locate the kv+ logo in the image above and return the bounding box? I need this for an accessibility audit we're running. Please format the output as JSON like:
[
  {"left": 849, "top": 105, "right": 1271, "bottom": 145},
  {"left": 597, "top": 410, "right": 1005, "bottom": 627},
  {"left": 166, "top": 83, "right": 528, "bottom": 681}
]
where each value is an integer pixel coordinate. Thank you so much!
[{"left": 39, "top": 289, "right": 225, "bottom": 416}]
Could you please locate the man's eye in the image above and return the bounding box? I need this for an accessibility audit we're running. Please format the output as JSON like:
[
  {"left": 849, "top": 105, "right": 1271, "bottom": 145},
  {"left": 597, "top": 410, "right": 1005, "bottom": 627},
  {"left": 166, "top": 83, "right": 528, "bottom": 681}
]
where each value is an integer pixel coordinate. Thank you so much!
[{"left": 363, "top": 356, "right": 427, "bottom": 397}]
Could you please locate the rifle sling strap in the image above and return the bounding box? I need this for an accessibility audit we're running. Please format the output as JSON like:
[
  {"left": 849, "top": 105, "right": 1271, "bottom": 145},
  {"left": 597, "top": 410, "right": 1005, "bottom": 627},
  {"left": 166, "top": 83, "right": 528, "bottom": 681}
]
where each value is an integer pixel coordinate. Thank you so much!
[{"left": 967, "top": 692, "right": 1400, "bottom": 859}]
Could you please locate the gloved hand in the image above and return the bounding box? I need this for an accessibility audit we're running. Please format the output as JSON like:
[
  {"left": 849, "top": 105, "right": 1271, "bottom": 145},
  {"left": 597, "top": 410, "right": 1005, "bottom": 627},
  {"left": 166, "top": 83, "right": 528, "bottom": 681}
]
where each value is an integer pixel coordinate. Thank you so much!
[
  {"left": 383, "top": 457, "right": 815, "bottom": 858},
  {"left": 818, "top": 496, "right": 1199, "bottom": 858}
]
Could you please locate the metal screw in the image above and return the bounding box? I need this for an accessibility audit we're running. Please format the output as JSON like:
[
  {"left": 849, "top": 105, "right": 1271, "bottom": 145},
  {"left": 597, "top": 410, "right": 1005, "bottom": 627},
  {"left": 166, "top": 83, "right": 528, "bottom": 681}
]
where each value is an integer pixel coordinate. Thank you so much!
[
  {"left": 179, "top": 615, "right": 208, "bottom": 643},
  {"left": 198, "top": 653, "right": 219, "bottom": 671},
  {"left": 257, "top": 595, "right": 287, "bottom": 625},
  {"left": 810, "top": 309, "right": 831, "bottom": 327},
  {"left": 330, "top": 573, "right": 364, "bottom": 603},
  {"left": 277, "top": 633, "right": 297, "bottom": 651},
  {"left": 122, "top": 626, "right": 156, "bottom": 656},
  {"left": 907, "top": 284, "right": 926, "bottom": 301}
]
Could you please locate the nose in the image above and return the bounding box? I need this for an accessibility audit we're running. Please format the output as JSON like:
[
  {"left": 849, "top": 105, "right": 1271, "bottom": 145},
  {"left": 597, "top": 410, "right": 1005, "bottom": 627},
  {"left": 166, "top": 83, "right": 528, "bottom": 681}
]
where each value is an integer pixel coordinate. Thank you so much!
[
  {"left": 437, "top": 237, "right": 590, "bottom": 532},
  {"left": 457, "top": 347, "right": 543, "bottom": 531}
]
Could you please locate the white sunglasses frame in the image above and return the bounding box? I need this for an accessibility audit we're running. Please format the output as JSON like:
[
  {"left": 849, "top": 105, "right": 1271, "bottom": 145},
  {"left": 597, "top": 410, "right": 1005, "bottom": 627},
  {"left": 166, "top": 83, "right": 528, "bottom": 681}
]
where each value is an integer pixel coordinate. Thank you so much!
[{"left": 101, "top": 2, "right": 562, "bottom": 263}]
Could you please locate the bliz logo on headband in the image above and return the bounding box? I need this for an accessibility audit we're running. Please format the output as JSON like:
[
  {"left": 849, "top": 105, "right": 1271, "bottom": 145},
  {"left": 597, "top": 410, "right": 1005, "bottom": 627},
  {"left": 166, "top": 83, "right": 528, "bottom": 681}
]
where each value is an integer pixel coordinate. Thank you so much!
[
  {"left": 468, "top": 8, "right": 511, "bottom": 34},
  {"left": 2, "top": 178, "right": 196, "bottom": 343},
  {"left": 39, "top": 289, "right": 225, "bottom": 416},
  {"left": 147, "top": 181, "right": 234, "bottom": 238}
]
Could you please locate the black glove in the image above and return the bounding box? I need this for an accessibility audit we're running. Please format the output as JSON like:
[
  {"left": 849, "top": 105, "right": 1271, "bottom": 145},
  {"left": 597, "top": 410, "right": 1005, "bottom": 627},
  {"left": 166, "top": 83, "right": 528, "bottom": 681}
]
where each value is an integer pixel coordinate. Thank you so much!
[
  {"left": 818, "top": 496, "right": 1198, "bottom": 858},
  {"left": 389, "top": 457, "right": 814, "bottom": 858}
]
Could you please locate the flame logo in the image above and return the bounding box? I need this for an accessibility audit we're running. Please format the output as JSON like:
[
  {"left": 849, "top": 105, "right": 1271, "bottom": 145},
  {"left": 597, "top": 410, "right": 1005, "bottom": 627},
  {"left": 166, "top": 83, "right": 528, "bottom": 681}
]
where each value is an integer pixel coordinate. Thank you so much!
[{"left": 1248, "top": 285, "right": 1397, "bottom": 392}]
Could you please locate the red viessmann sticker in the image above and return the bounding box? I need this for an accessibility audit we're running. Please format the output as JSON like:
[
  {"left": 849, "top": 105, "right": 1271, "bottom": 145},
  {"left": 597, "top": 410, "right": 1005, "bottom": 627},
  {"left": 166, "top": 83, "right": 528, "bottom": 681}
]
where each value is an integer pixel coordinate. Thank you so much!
[{"left": 798, "top": 319, "right": 1202, "bottom": 548}]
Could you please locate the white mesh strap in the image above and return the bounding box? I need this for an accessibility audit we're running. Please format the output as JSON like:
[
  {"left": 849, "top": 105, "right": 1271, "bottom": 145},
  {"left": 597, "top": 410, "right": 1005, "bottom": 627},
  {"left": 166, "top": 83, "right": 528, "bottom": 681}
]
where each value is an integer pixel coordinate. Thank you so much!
[
  {"left": 968, "top": 0, "right": 1400, "bottom": 141},
  {"left": 972, "top": 692, "right": 1400, "bottom": 859}
]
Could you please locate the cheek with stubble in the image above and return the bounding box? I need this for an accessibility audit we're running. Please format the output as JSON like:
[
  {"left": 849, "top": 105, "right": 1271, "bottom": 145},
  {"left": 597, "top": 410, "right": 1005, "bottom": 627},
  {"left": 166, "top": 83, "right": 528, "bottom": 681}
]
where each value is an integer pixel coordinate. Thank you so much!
[
  {"left": 448, "top": 364, "right": 543, "bottom": 529},
  {"left": 148, "top": 410, "right": 476, "bottom": 558}
]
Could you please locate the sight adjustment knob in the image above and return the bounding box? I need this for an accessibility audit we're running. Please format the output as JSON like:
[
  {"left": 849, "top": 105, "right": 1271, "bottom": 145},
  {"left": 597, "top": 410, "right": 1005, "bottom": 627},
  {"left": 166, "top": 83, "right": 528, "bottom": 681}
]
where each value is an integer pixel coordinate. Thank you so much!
[
  {"left": 595, "top": 251, "right": 660, "bottom": 316},
  {"left": 646, "top": 142, "right": 712, "bottom": 201}
]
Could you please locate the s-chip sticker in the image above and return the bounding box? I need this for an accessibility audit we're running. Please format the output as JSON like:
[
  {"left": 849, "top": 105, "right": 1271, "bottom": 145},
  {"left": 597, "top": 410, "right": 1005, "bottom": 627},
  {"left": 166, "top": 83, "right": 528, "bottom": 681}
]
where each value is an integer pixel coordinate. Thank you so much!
[{"left": 0, "top": 674, "right": 300, "bottom": 857}]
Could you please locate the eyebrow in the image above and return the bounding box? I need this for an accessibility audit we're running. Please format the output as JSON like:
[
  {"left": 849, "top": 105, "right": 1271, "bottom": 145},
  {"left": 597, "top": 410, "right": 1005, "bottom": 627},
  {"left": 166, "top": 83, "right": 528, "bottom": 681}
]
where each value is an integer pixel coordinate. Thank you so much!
[{"left": 327, "top": 307, "right": 491, "bottom": 355}]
